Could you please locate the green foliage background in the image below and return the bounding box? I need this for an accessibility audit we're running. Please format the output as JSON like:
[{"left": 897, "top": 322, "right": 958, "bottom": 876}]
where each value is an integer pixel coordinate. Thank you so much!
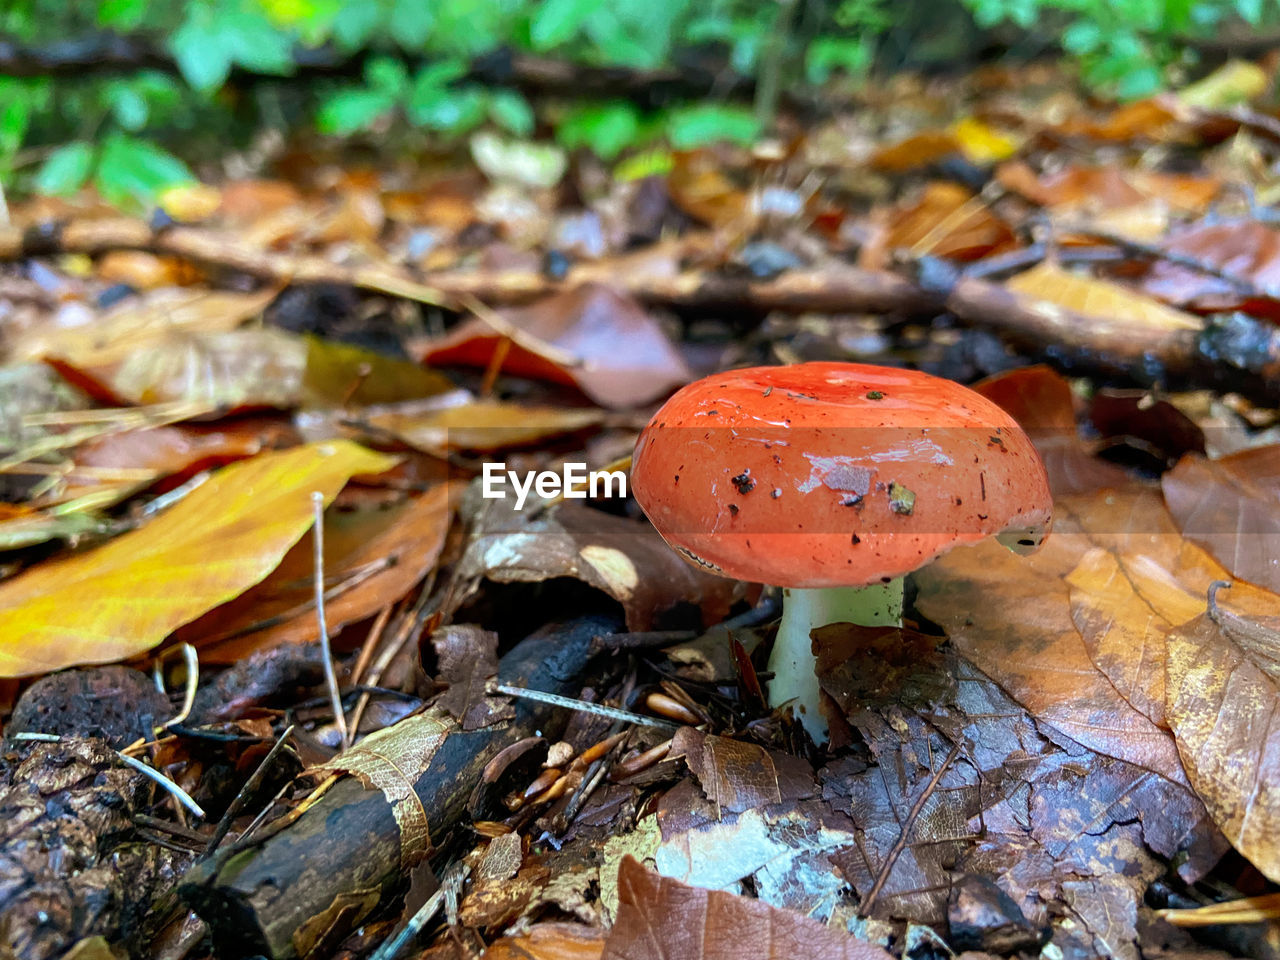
[{"left": 0, "top": 0, "right": 1275, "bottom": 206}]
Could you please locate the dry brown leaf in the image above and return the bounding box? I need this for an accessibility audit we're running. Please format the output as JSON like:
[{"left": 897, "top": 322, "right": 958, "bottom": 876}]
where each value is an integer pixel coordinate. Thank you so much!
[
  {"left": 913, "top": 486, "right": 1192, "bottom": 784},
  {"left": 1166, "top": 596, "right": 1280, "bottom": 883},
  {"left": 430, "top": 624, "right": 514, "bottom": 730},
  {"left": 417, "top": 284, "right": 691, "bottom": 409},
  {"left": 605, "top": 856, "right": 892, "bottom": 960},
  {"left": 1142, "top": 220, "right": 1280, "bottom": 315},
  {"left": 1162, "top": 448, "right": 1280, "bottom": 592},
  {"left": 10, "top": 287, "right": 278, "bottom": 368},
  {"left": 671, "top": 727, "right": 815, "bottom": 816},
  {"left": 458, "top": 497, "right": 744, "bottom": 631},
  {"left": 972, "top": 365, "right": 1133, "bottom": 497},
  {"left": 315, "top": 713, "right": 451, "bottom": 867},
  {"left": 0, "top": 440, "right": 397, "bottom": 676}
]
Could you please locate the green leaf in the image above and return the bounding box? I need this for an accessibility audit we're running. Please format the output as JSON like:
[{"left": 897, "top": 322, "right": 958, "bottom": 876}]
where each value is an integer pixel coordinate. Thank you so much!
[
  {"left": 0, "top": 98, "right": 30, "bottom": 155},
  {"left": 409, "top": 85, "right": 486, "bottom": 132},
  {"left": 97, "top": 0, "right": 150, "bottom": 30},
  {"left": 331, "top": 3, "right": 384, "bottom": 49},
  {"left": 557, "top": 102, "right": 640, "bottom": 159},
  {"left": 94, "top": 136, "right": 194, "bottom": 208},
  {"left": 316, "top": 88, "right": 395, "bottom": 135},
  {"left": 170, "top": 8, "right": 233, "bottom": 91},
  {"left": 1063, "top": 20, "right": 1104, "bottom": 54},
  {"left": 34, "top": 142, "right": 96, "bottom": 196},
  {"left": 805, "top": 36, "right": 872, "bottom": 83},
  {"left": 1115, "top": 62, "right": 1162, "bottom": 100},
  {"left": 390, "top": 0, "right": 436, "bottom": 46},
  {"left": 366, "top": 56, "right": 410, "bottom": 96},
  {"left": 488, "top": 90, "right": 535, "bottom": 136},
  {"left": 106, "top": 81, "right": 149, "bottom": 131},
  {"left": 666, "top": 105, "right": 760, "bottom": 149},
  {"left": 531, "top": 0, "right": 605, "bottom": 50}
]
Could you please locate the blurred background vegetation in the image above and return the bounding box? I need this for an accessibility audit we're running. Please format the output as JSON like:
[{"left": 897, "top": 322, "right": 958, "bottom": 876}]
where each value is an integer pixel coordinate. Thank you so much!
[{"left": 0, "top": 0, "right": 1276, "bottom": 208}]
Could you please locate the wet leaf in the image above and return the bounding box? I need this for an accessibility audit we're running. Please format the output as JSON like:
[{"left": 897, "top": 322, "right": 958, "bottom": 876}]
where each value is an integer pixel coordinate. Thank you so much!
[
  {"left": 605, "top": 855, "right": 893, "bottom": 960},
  {"left": 418, "top": 284, "right": 691, "bottom": 409},
  {"left": 0, "top": 440, "right": 397, "bottom": 676},
  {"left": 1162, "top": 448, "right": 1280, "bottom": 592}
]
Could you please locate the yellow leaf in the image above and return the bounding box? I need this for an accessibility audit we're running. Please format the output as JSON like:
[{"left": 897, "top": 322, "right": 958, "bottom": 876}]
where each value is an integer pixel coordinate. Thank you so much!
[
  {"left": 0, "top": 440, "right": 398, "bottom": 677},
  {"left": 1005, "top": 261, "right": 1203, "bottom": 332},
  {"left": 1178, "top": 59, "right": 1267, "bottom": 111},
  {"left": 949, "top": 116, "right": 1021, "bottom": 165}
]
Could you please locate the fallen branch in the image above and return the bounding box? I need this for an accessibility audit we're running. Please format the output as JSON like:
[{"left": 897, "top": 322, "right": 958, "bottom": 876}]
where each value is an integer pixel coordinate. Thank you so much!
[
  {"left": 7, "top": 218, "right": 1280, "bottom": 397},
  {"left": 178, "top": 614, "right": 621, "bottom": 960}
]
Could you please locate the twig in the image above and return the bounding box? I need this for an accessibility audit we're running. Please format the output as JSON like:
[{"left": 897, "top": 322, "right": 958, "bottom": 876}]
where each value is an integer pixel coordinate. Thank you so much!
[
  {"left": 859, "top": 741, "right": 962, "bottom": 914},
  {"left": 369, "top": 861, "right": 470, "bottom": 960},
  {"left": 312, "top": 491, "right": 348, "bottom": 744},
  {"left": 202, "top": 724, "right": 296, "bottom": 857},
  {"left": 114, "top": 749, "right": 206, "bottom": 819},
  {"left": 491, "top": 683, "right": 680, "bottom": 730}
]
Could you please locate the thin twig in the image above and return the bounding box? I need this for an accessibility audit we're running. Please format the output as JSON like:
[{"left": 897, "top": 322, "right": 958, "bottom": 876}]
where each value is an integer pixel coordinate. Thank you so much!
[
  {"left": 491, "top": 683, "right": 680, "bottom": 730},
  {"left": 369, "top": 861, "right": 470, "bottom": 960},
  {"left": 114, "top": 749, "right": 206, "bottom": 819},
  {"left": 859, "top": 741, "right": 961, "bottom": 914},
  {"left": 312, "top": 491, "right": 348, "bottom": 744},
  {"left": 202, "top": 724, "right": 295, "bottom": 857}
]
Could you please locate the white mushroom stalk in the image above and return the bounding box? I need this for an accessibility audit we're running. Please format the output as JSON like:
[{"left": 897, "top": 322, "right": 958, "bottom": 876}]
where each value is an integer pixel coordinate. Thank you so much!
[{"left": 767, "top": 579, "right": 903, "bottom": 742}]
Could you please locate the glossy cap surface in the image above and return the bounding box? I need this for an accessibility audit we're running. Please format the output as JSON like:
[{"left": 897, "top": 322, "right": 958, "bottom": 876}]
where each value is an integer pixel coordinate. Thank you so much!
[{"left": 631, "top": 362, "right": 1053, "bottom": 588}]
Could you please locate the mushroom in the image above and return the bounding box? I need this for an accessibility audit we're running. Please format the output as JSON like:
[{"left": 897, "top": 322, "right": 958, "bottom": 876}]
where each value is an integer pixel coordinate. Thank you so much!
[{"left": 630, "top": 361, "right": 1052, "bottom": 742}]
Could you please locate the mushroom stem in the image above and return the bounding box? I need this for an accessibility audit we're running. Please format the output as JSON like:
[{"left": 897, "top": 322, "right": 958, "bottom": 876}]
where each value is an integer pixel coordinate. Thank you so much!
[{"left": 767, "top": 579, "right": 904, "bottom": 743}]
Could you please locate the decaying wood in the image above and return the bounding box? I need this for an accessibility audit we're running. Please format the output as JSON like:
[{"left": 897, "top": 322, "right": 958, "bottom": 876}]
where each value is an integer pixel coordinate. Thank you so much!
[{"left": 178, "top": 614, "right": 620, "bottom": 960}]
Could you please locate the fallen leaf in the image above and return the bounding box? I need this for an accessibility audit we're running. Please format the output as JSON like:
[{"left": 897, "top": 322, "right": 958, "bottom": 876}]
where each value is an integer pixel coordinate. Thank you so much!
[
  {"left": 1177, "top": 59, "right": 1268, "bottom": 111},
  {"left": 457, "top": 496, "right": 744, "bottom": 631},
  {"left": 0, "top": 440, "right": 397, "bottom": 676},
  {"left": 1142, "top": 220, "right": 1280, "bottom": 314},
  {"left": 1005, "top": 261, "right": 1204, "bottom": 334},
  {"left": 1166, "top": 596, "right": 1280, "bottom": 883},
  {"left": 973, "top": 365, "right": 1133, "bottom": 496},
  {"left": 10, "top": 288, "right": 277, "bottom": 368},
  {"left": 369, "top": 400, "right": 604, "bottom": 455},
  {"left": 185, "top": 482, "right": 456, "bottom": 662},
  {"left": 431, "top": 624, "right": 515, "bottom": 730},
  {"left": 671, "top": 727, "right": 814, "bottom": 815},
  {"left": 605, "top": 855, "right": 892, "bottom": 960},
  {"left": 1162, "top": 447, "right": 1280, "bottom": 592},
  {"left": 418, "top": 284, "right": 692, "bottom": 409},
  {"left": 870, "top": 131, "right": 960, "bottom": 173},
  {"left": 484, "top": 923, "right": 605, "bottom": 960},
  {"left": 886, "top": 182, "right": 1016, "bottom": 260}
]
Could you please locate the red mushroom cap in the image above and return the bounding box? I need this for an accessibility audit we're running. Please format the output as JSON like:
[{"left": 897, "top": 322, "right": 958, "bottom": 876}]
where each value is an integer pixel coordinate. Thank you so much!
[{"left": 631, "top": 362, "right": 1053, "bottom": 588}]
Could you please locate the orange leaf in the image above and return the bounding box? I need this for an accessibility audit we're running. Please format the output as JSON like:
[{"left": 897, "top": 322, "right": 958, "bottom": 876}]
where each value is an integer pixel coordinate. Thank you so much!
[{"left": 0, "top": 440, "right": 397, "bottom": 677}]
